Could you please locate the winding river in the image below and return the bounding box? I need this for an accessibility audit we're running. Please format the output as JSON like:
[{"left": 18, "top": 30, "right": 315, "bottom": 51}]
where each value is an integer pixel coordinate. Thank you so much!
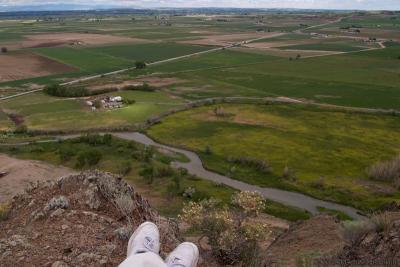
[
  {"left": 3, "top": 132, "right": 365, "bottom": 220},
  {"left": 111, "top": 132, "right": 365, "bottom": 220}
]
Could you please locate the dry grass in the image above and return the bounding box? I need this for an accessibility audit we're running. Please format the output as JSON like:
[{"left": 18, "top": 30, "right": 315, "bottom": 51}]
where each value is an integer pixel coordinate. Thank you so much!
[
  {"left": 371, "top": 212, "right": 396, "bottom": 235},
  {"left": 340, "top": 220, "right": 376, "bottom": 244},
  {"left": 0, "top": 204, "right": 9, "bottom": 221},
  {"left": 367, "top": 155, "right": 400, "bottom": 183}
]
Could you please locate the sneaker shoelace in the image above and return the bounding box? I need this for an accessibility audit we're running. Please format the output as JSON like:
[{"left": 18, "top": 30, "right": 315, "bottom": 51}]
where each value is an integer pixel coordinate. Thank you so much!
[
  {"left": 135, "top": 236, "right": 156, "bottom": 254},
  {"left": 169, "top": 256, "right": 187, "bottom": 267},
  {"left": 144, "top": 236, "right": 155, "bottom": 251}
]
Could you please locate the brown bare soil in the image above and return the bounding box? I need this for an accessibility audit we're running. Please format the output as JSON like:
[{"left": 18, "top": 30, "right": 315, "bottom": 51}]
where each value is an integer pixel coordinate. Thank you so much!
[
  {"left": 134, "top": 77, "right": 186, "bottom": 88},
  {"left": 0, "top": 53, "right": 77, "bottom": 82},
  {"left": 5, "top": 33, "right": 151, "bottom": 50},
  {"left": 234, "top": 47, "right": 339, "bottom": 58},
  {"left": 180, "top": 32, "right": 284, "bottom": 46},
  {"left": 0, "top": 154, "right": 76, "bottom": 204},
  {"left": 88, "top": 77, "right": 186, "bottom": 91},
  {"left": 263, "top": 215, "right": 345, "bottom": 267}
]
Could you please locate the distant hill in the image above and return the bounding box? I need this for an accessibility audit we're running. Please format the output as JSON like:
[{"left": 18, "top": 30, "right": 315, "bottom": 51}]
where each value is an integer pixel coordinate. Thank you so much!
[{"left": 0, "top": 4, "right": 136, "bottom": 12}]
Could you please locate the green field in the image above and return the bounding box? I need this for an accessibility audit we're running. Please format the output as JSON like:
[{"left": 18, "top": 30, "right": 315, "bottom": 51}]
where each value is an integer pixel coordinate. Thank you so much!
[
  {"left": 88, "top": 43, "right": 213, "bottom": 62},
  {"left": 31, "top": 43, "right": 211, "bottom": 75},
  {"left": 145, "top": 46, "right": 400, "bottom": 109},
  {"left": 1, "top": 91, "right": 185, "bottom": 132},
  {"left": 280, "top": 42, "right": 368, "bottom": 52},
  {"left": 33, "top": 47, "right": 133, "bottom": 73},
  {"left": 148, "top": 103, "right": 400, "bottom": 211}
]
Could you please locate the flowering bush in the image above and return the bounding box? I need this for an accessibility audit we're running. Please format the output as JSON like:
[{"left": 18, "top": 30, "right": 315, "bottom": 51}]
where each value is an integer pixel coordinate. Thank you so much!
[
  {"left": 180, "top": 191, "right": 270, "bottom": 265},
  {"left": 231, "top": 190, "right": 265, "bottom": 216}
]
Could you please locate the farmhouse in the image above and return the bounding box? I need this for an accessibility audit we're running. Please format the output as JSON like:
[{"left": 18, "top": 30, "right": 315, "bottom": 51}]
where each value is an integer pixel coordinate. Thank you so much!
[{"left": 86, "top": 96, "right": 124, "bottom": 110}]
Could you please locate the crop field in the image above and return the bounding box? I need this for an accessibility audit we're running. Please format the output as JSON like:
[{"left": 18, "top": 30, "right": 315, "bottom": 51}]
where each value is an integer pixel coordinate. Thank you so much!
[
  {"left": 279, "top": 41, "right": 370, "bottom": 52},
  {"left": 148, "top": 103, "right": 400, "bottom": 211},
  {"left": 88, "top": 43, "right": 213, "bottom": 62},
  {"left": 144, "top": 45, "right": 400, "bottom": 109}
]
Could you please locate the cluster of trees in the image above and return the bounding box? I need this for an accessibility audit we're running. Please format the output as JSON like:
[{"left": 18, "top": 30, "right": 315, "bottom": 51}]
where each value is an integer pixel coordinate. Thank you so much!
[
  {"left": 122, "top": 82, "right": 155, "bottom": 92},
  {"left": 1, "top": 47, "right": 7, "bottom": 53},
  {"left": 44, "top": 84, "right": 89, "bottom": 97},
  {"left": 135, "top": 61, "right": 146, "bottom": 69},
  {"left": 44, "top": 84, "right": 115, "bottom": 97}
]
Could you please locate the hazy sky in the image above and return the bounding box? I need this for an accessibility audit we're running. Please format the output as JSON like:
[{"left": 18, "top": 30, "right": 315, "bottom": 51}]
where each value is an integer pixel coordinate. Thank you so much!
[{"left": 1, "top": 0, "right": 400, "bottom": 10}]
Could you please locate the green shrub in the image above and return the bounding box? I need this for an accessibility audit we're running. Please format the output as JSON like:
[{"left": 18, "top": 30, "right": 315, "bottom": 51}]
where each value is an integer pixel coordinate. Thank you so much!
[
  {"left": 74, "top": 148, "right": 102, "bottom": 168},
  {"left": 85, "top": 149, "right": 102, "bottom": 166},
  {"left": 122, "top": 82, "right": 155, "bottom": 92},
  {"left": 14, "top": 125, "right": 27, "bottom": 134},
  {"left": 123, "top": 98, "right": 136, "bottom": 105},
  {"left": 75, "top": 152, "right": 86, "bottom": 168},
  {"left": 135, "top": 61, "right": 146, "bottom": 69},
  {"left": 78, "top": 134, "right": 111, "bottom": 146},
  {"left": 139, "top": 165, "right": 155, "bottom": 184},
  {"left": 180, "top": 192, "right": 270, "bottom": 265},
  {"left": 58, "top": 147, "right": 76, "bottom": 162},
  {"left": 340, "top": 220, "right": 376, "bottom": 244},
  {"left": 118, "top": 160, "right": 132, "bottom": 175},
  {"left": 226, "top": 156, "right": 272, "bottom": 174}
]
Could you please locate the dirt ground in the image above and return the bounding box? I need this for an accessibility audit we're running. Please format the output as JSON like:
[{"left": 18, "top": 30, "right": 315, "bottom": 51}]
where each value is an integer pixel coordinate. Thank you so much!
[
  {"left": 263, "top": 215, "right": 344, "bottom": 267},
  {"left": 4, "top": 32, "right": 152, "bottom": 50},
  {"left": 134, "top": 76, "right": 186, "bottom": 87},
  {"left": 179, "top": 32, "right": 284, "bottom": 46},
  {"left": 234, "top": 47, "right": 340, "bottom": 58},
  {"left": 0, "top": 52, "right": 77, "bottom": 82},
  {"left": 88, "top": 76, "right": 186, "bottom": 91},
  {"left": 0, "top": 154, "right": 76, "bottom": 204}
]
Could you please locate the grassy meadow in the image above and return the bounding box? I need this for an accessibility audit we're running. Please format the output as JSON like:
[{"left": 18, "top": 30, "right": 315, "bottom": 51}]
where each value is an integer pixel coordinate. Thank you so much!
[{"left": 148, "top": 103, "right": 400, "bottom": 211}]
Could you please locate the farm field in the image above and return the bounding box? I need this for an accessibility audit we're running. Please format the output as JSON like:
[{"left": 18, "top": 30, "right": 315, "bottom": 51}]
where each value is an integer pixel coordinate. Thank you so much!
[
  {"left": 0, "top": 90, "right": 185, "bottom": 132},
  {"left": 145, "top": 45, "right": 400, "bottom": 109},
  {"left": 0, "top": 52, "right": 77, "bottom": 83},
  {"left": 148, "top": 103, "right": 400, "bottom": 211},
  {"left": 279, "top": 41, "right": 370, "bottom": 52}
]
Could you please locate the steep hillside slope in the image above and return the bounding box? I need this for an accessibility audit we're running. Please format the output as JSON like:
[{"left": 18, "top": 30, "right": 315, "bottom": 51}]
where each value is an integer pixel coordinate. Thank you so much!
[{"left": 0, "top": 170, "right": 180, "bottom": 266}]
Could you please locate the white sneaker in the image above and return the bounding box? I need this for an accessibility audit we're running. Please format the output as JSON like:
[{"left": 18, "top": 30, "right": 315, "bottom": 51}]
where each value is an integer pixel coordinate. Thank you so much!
[
  {"left": 165, "top": 242, "right": 199, "bottom": 267},
  {"left": 127, "top": 222, "right": 160, "bottom": 257}
]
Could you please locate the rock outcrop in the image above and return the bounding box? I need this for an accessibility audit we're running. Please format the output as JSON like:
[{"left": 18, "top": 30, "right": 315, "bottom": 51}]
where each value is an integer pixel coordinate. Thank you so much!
[{"left": 0, "top": 170, "right": 180, "bottom": 267}]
